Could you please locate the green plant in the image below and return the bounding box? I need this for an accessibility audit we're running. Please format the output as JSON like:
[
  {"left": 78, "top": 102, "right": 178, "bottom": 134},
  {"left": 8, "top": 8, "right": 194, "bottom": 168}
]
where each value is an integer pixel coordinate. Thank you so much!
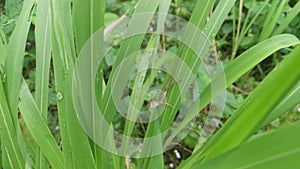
[{"left": 0, "top": 0, "right": 299, "bottom": 168}]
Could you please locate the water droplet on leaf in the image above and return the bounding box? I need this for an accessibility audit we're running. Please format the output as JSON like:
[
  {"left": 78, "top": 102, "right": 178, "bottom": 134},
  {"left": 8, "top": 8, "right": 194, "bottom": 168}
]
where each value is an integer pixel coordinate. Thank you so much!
[{"left": 56, "top": 92, "right": 64, "bottom": 101}]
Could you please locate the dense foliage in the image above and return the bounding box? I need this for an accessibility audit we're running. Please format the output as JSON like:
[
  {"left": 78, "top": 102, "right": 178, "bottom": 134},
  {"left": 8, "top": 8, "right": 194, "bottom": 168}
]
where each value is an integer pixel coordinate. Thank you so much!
[{"left": 0, "top": 0, "right": 299, "bottom": 168}]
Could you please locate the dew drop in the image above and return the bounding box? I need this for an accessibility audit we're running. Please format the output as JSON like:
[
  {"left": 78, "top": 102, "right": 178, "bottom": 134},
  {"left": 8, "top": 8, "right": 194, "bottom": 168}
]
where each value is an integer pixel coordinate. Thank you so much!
[
  {"left": 56, "top": 92, "right": 64, "bottom": 101},
  {"left": 55, "top": 126, "right": 60, "bottom": 130}
]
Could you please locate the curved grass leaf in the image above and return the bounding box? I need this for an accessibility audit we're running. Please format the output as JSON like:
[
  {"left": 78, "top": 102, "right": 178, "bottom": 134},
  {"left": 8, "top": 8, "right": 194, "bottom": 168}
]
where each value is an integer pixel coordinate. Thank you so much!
[
  {"left": 273, "top": 1, "right": 300, "bottom": 35},
  {"left": 165, "top": 34, "right": 300, "bottom": 151},
  {"left": 160, "top": 0, "right": 235, "bottom": 139},
  {"left": 19, "top": 81, "right": 64, "bottom": 169},
  {"left": 0, "top": 78, "right": 24, "bottom": 169},
  {"left": 0, "top": 0, "right": 35, "bottom": 168},
  {"left": 102, "top": 0, "right": 160, "bottom": 123},
  {"left": 260, "top": 80, "right": 300, "bottom": 128},
  {"left": 179, "top": 45, "right": 300, "bottom": 168},
  {"left": 4, "top": 0, "right": 34, "bottom": 122},
  {"left": 192, "top": 121, "right": 300, "bottom": 169}
]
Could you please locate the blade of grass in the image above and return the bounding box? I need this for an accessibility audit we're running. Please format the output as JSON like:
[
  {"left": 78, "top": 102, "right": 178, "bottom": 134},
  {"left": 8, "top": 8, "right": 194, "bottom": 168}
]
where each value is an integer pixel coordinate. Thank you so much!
[
  {"left": 141, "top": 1, "right": 172, "bottom": 167},
  {"left": 231, "top": 0, "right": 270, "bottom": 58},
  {"left": 164, "top": 34, "right": 300, "bottom": 157},
  {"left": 0, "top": 28, "right": 5, "bottom": 65},
  {"left": 19, "top": 80, "right": 64, "bottom": 169},
  {"left": 96, "top": 1, "right": 160, "bottom": 167},
  {"left": 4, "top": 0, "right": 34, "bottom": 125},
  {"left": 192, "top": 121, "right": 300, "bottom": 169},
  {"left": 273, "top": 1, "right": 300, "bottom": 35},
  {"left": 72, "top": 0, "right": 110, "bottom": 168},
  {"left": 160, "top": 0, "right": 236, "bottom": 141},
  {"left": 260, "top": 80, "right": 300, "bottom": 128},
  {"left": 161, "top": 0, "right": 235, "bottom": 131},
  {"left": 179, "top": 44, "right": 300, "bottom": 168},
  {"left": 50, "top": 0, "right": 96, "bottom": 168},
  {"left": 159, "top": 0, "right": 217, "bottom": 133},
  {"left": 259, "top": 0, "right": 288, "bottom": 42},
  {"left": 34, "top": 0, "right": 52, "bottom": 167},
  {"left": 0, "top": 75, "right": 24, "bottom": 169},
  {"left": 1, "top": 0, "right": 35, "bottom": 167},
  {"left": 102, "top": 0, "right": 160, "bottom": 123}
]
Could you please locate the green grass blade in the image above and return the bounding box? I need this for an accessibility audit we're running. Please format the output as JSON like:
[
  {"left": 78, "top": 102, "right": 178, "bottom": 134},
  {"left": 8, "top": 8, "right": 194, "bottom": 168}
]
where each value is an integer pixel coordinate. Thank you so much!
[
  {"left": 273, "top": 1, "right": 300, "bottom": 35},
  {"left": 50, "top": 0, "right": 96, "bottom": 168},
  {"left": 50, "top": 1, "right": 75, "bottom": 167},
  {"left": 259, "top": 0, "right": 279, "bottom": 42},
  {"left": 259, "top": 0, "right": 288, "bottom": 42},
  {"left": 200, "top": 35, "right": 300, "bottom": 107},
  {"left": 160, "top": 0, "right": 235, "bottom": 133},
  {"left": 73, "top": 0, "right": 104, "bottom": 53},
  {"left": 34, "top": 0, "right": 52, "bottom": 167},
  {"left": 102, "top": 0, "right": 160, "bottom": 123},
  {"left": 0, "top": 29, "right": 5, "bottom": 65},
  {"left": 163, "top": 35, "right": 300, "bottom": 152},
  {"left": 190, "top": 0, "right": 215, "bottom": 30},
  {"left": 260, "top": 80, "right": 300, "bottom": 128},
  {"left": 1, "top": 0, "right": 35, "bottom": 167},
  {"left": 179, "top": 45, "right": 300, "bottom": 168},
  {"left": 192, "top": 121, "right": 300, "bottom": 169},
  {"left": 35, "top": 0, "right": 51, "bottom": 121},
  {"left": 121, "top": 2, "right": 170, "bottom": 167},
  {"left": 19, "top": 80, "right": 64, "bottom": 169},
  {"left": 0, "top": 76, "right": 24, "bottom": 169},
  {"left": 203, "top": 0, "right": 236, "bottom": 41},
  {"left": 159, "top": 0, "right": 218, "bottom": 132},
  {"left": 72, "top": 0, "right": 107, "bottom": 168},
  {"left": 4, "top": 0, "right": 34, "bottom": 121}
]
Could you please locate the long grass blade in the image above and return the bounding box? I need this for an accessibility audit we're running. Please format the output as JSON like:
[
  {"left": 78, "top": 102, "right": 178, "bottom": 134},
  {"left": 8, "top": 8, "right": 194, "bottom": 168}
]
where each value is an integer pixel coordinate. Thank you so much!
[
  {"left": 19, "top": 80, "right": 64, "bottom": 169},
  {"left": 273, "top": 1, "right": 300, "bottom": 35},
  {"left": 102, "top": 0, "right": 160, "bottom": 123},
  {"left": 260, "top": 80, "right": 300, "bottom": 128},
  {"left": 4, "top": 0, "right": 34, "bottom": 123},
  {"left": 34, "top": 0, "right": 52, "bottom": 167},
  {"left": 50, "top": 0, "right": 96, "bottom": 168},
  {"left": 0, "top": 76, "right": 24, "bottom": 169},
  {"left": 259, "top": 0, "right": 288, "bottom": 41},
  {"left": 0, "top": 0, "right": 35, "bottom": 167},
  {"left": 192, "top": 121, "right": 300, "bottom": 169},
  {"left": 179, "top": 44, "right": 300, "bottom": 168}
]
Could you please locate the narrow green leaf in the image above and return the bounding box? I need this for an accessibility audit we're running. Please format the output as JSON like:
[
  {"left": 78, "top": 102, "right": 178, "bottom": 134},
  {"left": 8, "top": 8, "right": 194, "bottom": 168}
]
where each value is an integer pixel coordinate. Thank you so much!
[
  {"left": 0, "top": 0, "right": 35, "bottom": 167},
  {"left": 160, "top": 0, "right": 235, "bottom": 134},
  {"left": 192, "top": 122, "right": 300, "bottom": 169},
  {"left": 182, "top": 45, "right": 300, "bottom": 168},
  {"left": 35, "top": 0, "right": 51, "bottom": 120},
  {"left": 201, "top": 34, "right": 300, "bottom": 104},
  {"left": 0, "top": 28, "right": 6, "bottom": 65},
  {"left": 4, "top": 0, "right": 34, "bottom": 122},
  {"left": 0, "top": 77, "right": 24, "bottom": 169},
  {"left": 34, "top": 0, "right": 52, "bottom": 167},
  {"left": 50, "top": 0, "right": 96, "bottom": 168},
  {"left": 102, "top": 0, "right": 160, "bottom": 123},
  {"left": 259, "top": 0, "right": 288, "bottom": 41},
  {"left": 73, "top": 0, "right": 104, "bottom": 53},
  {"left": 273, "top": 1, "right": 300, "bottom": 35},
  {"left": 260, "top": 80, "right": 300, "bottom": 128},
  {"left": 19, "top": 81, "right": 64, "bottom": 169}
]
